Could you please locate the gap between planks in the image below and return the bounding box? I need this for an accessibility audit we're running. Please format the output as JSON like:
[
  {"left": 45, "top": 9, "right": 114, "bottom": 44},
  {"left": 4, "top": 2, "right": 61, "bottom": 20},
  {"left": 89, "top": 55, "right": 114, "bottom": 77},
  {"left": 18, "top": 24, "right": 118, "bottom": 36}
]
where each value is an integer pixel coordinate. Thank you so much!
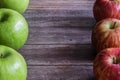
[
  {"left": 19, "top": 44, "right": 96, "bottom": 66},
  {"left": 27, "top": 65, "right": 94, "bottom": 80},
  {"left": 24, "top": 9, "right": 95, "bottom": 28},
  {"left": 28, "top": 0, "right": 95, "bottom": 10}
]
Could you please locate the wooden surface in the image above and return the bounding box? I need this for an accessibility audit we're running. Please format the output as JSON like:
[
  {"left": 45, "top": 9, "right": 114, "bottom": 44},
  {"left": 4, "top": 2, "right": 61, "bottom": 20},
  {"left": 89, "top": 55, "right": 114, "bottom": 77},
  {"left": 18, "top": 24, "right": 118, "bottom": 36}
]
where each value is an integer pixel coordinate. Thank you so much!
[{"left": 20, "top": 0, "right": 96, "bottom": 80}]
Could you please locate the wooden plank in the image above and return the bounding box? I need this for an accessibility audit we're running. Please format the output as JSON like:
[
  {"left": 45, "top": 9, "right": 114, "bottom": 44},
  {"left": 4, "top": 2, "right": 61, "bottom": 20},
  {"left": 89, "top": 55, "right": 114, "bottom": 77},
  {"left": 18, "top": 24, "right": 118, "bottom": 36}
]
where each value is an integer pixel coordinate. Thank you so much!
[
  {"left": 23, "top": 9, "right": 95, "bottom": 44},
  {"left": 19, "top": 45, "right": 96, "bottom": 66},
  {"left": 26, "top": 27, "right": 91, "bottom": 45},
  {"left": 29, "top": 0, "right": 95, "bottom": 10},
  {"left": 16, "top": 0, "right": 95, "bottom": 80},
  {"left": 24, "top": 9, "right": 95, "bottom": 28},
  {"left": 27, "top": 65, "right": 94, "bottom": 80}
]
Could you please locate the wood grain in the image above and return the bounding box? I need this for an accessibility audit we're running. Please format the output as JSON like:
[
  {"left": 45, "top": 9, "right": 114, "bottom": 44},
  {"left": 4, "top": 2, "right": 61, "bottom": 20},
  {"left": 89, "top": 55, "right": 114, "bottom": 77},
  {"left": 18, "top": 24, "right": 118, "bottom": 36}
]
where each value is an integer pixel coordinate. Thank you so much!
[
  {"left": 19, "top": 44, "right": 96, "bottom": 66},
  {"left": 23, "top": 9, "right": 95, "bottom": 45},
  {"left": 29, "top": 0, "right": 95, "bottom": 10},
  {"left": 24, "top": 9, "right": 95, "bottom": 28},
  {"left": 22, "top": 0, "right": 95, "bottom": 80},
  {"left": 26, "top": 28, "right": 91, "bottom": 45},
  {"left": 28, "top": 65, "right": 94, "bottom": 80}
]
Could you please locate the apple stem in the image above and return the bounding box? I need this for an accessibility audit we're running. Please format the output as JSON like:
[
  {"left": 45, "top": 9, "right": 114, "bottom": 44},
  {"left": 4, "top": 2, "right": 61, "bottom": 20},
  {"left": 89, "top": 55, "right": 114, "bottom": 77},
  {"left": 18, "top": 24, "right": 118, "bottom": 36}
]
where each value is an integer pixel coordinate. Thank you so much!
[
  {"left": 0, "top": 54, "right": 3, "bottom": 58},
  {"left": 111, "top": 22, "right": 117, "bottom": 29},
  {"left": 113, "top": 57, "right": 116, "bottom": 64},
  {"left": 113, "top": 22, "right": 117, "bottom": 29}
]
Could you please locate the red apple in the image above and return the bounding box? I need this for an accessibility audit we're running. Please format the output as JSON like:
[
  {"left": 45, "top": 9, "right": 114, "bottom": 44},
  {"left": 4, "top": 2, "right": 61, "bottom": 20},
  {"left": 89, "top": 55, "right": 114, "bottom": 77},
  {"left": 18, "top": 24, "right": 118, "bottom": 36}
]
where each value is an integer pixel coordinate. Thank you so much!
[
  {"left": 92, "top": 18, "right": 120, "bottom": 52},
  {"left": 93, "top": 0, "right": 120, "bottom": 22},
  {"left": 94, "top": 48, "right": 120, "bottom": 80}
]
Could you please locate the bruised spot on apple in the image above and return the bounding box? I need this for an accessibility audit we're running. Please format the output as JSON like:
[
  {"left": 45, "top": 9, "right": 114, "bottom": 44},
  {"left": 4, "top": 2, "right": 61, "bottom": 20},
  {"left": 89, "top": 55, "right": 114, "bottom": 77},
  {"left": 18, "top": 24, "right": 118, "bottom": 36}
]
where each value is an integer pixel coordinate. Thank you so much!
[
  {"left": 94, "top": 48, "right": 120, "bottom": 80},
  {"left": 93, "top": 0, "right": 120, "bottom": 22},
  {"left": 92, "top": 18, "right": 120, "bottom": 52}
]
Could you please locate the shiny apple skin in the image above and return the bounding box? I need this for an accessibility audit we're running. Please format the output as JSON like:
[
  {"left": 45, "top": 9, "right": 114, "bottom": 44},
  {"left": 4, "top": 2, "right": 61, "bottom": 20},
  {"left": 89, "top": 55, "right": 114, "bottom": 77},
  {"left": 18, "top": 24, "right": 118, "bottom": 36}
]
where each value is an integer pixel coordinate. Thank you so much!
[
  {"left": 0, "top": 45, "right": 27, "bottom": 80},
  {"left": 0, "top": 0, "right": 29, "bottom": 14},
  {"left": 0, "top": 9, "right": 28, "bottom": 50},
  {"left": 93, "top": 0, "right": 120, "bottom": 22},
  {"left": 94, "top": 48, "right": 120, "bottom": 80},
  {"left": 92, "top": 18, "right": 120, "bottom": 52}
]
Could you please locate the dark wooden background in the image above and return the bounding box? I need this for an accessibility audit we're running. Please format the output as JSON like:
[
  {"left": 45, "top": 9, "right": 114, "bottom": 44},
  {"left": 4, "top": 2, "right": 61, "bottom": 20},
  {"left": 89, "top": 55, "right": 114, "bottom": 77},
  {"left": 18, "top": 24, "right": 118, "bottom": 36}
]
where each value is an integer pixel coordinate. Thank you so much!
[{"left": 19, "top": 0, "right": 97, "bottom": 80}]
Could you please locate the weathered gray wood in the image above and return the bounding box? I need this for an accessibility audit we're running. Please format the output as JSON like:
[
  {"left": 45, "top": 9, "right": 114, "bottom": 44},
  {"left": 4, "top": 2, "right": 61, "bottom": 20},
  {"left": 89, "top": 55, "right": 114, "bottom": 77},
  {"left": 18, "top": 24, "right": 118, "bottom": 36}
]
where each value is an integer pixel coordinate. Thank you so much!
[
  {"left": 22, "top": 0, "right": 95, "bottom": 79},
  {"left": 26, "top": 28, "right": 92, "bottom": 45},
  {"left": 19, "top": 45, "right": 95, "bottom": 66},
  {"left": 23, "top": 9, "right": 95, "bottom": 45},
  {"left": 24, "top": 9, "right": 95, "bottom": 28},
  {"left": 29, "top": 0, "right": 95, "bottom": 10},
  {"left": 27, "top": 65, "right": 94, "bottom": 80}
]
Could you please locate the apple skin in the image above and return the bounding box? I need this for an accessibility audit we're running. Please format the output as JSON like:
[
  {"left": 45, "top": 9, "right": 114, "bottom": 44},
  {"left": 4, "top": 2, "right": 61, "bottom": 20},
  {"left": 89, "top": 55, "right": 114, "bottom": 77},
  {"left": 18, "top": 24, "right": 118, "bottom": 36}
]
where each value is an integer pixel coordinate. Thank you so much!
[
  {"left": 0, "top": 0, "right": 29, "bottom": 14},
  {"left": 93, "top": 0, "right": 120, "bottom": 22},
  {"left": 0, "top": 45, "right": 27, "bottom": 80},
  {"left": 0, "top": 9, "right": 28, "bottom": 50},
  {"left": 93, "top": 48, "right": 120, "bottom": 80},
  {"left": 92, "top": 18, "right": 120, "bottom": 52}
]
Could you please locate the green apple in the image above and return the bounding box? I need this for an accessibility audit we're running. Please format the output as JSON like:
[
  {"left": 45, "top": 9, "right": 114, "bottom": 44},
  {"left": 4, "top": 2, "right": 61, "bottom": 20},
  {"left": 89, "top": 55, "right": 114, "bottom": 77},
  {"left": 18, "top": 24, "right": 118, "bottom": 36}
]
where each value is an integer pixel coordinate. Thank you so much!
[
  {"left": 0, "top": 0, "right": 29, "bottom": 14},
  {"left": 0, "top": 9, "right": 28, "bottom": 50},
  {"left": 0, "top": 45, "right": 27, "bottom": 80}
]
